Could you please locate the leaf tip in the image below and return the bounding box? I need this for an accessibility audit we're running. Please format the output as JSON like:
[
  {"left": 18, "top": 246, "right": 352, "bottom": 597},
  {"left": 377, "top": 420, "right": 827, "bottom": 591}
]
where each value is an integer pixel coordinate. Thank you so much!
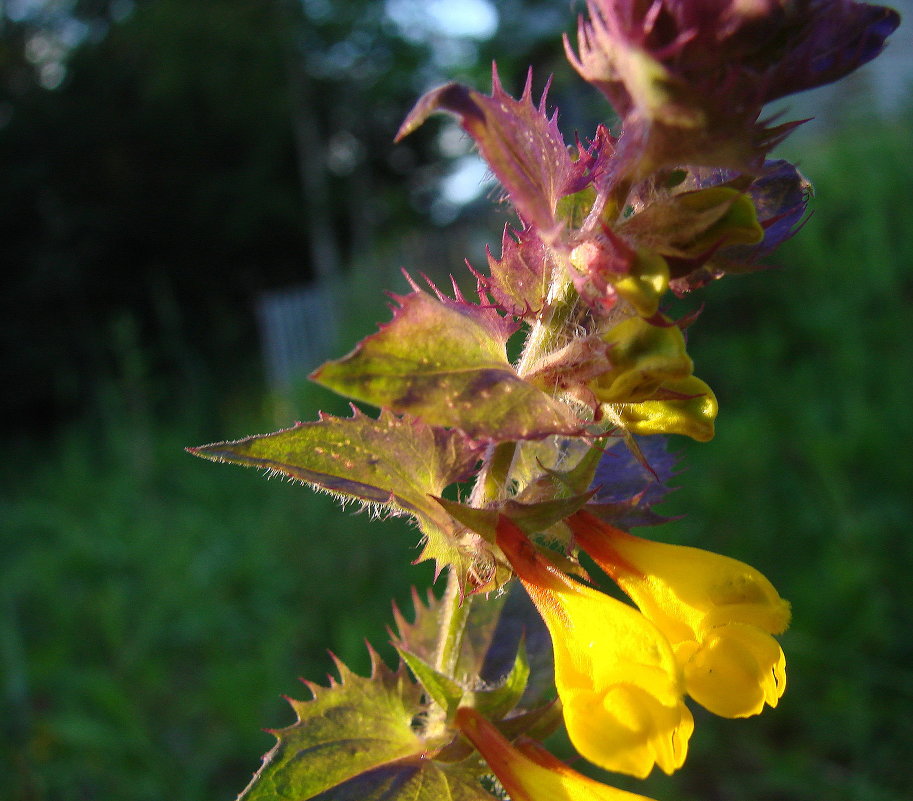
[{"left": 395, "top": 81, "right": 482, "bottom": 142}]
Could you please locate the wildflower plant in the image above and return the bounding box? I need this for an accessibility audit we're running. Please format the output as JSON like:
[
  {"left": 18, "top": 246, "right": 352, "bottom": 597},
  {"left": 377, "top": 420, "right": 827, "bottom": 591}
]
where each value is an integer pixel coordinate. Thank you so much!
[{"left": 189, "top": 2, "right": 899, "bottom": 799}]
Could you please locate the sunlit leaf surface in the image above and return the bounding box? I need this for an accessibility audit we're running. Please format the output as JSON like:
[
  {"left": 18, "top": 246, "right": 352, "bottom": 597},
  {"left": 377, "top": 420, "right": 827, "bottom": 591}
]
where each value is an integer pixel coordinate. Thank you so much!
[
  {"left": 312, "top": 291, "right": 584, "bottom": 442},
  {"left": 240, "top": 651, "right": 495, "bottom": 801}
]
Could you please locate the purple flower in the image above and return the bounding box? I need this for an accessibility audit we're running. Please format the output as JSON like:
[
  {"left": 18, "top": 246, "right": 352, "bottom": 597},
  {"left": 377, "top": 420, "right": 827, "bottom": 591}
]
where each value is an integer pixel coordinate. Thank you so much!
[{"left": 566, "top": 0, "right": 900, "bottom": 173}]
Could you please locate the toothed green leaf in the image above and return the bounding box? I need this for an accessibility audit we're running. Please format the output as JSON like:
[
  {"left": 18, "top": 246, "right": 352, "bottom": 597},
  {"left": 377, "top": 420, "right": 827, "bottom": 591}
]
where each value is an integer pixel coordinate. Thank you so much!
[
  {"left": 469, "top": 639, "right": 530, "bottom": 721},
  {"left": 396, "top": 648, "right": 466, "bottom": 718},
  {"left": 189, "top": 410, "right": 493, "bottom": 584},
  {"left": 240, "top": 652, "right": 494, "bottom": 801},
  {"left": 188, "top": 409, "right": 480, "bottom": 521},
  {"left": 311, "top": 291, "right": 584, "bottom": 442},
  {"left": 307, "top": 759, "right": 496, "bottom": 801},
  {"left": 240, "top": 654, "right": 425, "bottom": 800}
]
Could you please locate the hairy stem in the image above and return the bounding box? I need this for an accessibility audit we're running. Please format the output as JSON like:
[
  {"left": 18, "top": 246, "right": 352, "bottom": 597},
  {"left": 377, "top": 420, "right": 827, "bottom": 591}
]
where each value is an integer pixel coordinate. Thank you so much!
[
  {"left": 432, "top": 271, "right": 582, "bottom": 678},
  {"left": 434, "top": 571, "right": 472, "bottom": 675}
]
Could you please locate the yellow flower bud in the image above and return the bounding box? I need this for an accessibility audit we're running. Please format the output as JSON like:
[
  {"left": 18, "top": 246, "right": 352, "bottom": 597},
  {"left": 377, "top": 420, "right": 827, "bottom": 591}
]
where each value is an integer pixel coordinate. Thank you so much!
[
  {"left": 612, "top": 375, "right": 718, "bottom": 441},
  {"left": 595, "top": 316, "right": 693, "bottom": 404}
]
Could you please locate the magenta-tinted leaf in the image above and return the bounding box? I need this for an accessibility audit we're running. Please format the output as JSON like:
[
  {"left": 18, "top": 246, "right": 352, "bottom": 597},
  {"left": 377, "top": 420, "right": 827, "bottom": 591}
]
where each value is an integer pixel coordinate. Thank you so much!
[
  {"left": 569, "top": 0, "right": 901, "bottom": 124},
  {"left": 481, "top": 223, "right": 551, "bottom": 317},
  {"left": 567, "top": 1, "right": 899, "bottom": 175},
  {"left": 311, "top": 291, "right": 585, "bottom": 442},
  {"left": 407, "top": 270, "right": 521, "bottom": 343},
  {"left": 567, "top": 123, "right": 617, "bottom": 198},
  {"left": 397, "top": 67, "right": 574, "bottom": 238}
]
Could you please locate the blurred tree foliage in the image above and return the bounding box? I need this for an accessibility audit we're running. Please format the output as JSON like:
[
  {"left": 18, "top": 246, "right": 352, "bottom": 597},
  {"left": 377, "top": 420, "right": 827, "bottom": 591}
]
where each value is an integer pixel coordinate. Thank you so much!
[{"left": 0, "top": 0, "right": 579, "bottom": 434}]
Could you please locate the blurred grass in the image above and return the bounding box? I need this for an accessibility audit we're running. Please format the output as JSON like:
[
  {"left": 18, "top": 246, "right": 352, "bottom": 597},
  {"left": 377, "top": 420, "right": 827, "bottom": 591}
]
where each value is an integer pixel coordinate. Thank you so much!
[
  {"left": 1, "top": 376, "right": 434, "bottom": 799},
  {"left": 3, "top": 114, "right": 913, "bottom": 800}
]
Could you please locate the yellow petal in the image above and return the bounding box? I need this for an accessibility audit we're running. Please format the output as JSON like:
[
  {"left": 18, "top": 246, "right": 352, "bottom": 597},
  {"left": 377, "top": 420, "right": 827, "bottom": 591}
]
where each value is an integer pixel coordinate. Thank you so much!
[
  {"left": 682, "top": 622, "right": 787, "bottom": 717},
  {"left": 455, "top": 707, "right": 661, "bottom": 801},
  {"left": 562, "top": 684, "right": 694, "bottom": 778},
  {"left": 571, "top": 513, "right": 790, "bottom": 640},
  {"left": 496, "top": 517, "right": 692, "bottom": 778},
  {"left": 613, "top": 250, "right": 670, "bottom": 318},
  {"left": 569, "top": 512, "right": 790, "bottom": 719}
]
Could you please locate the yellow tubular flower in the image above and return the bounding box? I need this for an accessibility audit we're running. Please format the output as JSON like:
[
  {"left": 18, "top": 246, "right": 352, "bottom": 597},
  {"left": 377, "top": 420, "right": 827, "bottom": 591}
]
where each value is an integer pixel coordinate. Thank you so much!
[
  {"left": 455, "top": 707, "right": 661, "bottom": 801},
  {"left": 568, "top": 511, "right": 791, "bottom": 718},
  {"left": 495, "top": 517, "right": 693, "bottom": 778}
]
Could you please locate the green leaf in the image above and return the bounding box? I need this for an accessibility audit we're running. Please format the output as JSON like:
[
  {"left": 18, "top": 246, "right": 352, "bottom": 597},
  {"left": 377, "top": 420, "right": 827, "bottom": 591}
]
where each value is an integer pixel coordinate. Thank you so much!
[
  {"left": 189, "top": 409, "right": 496, "bottom": 583},
  {"left": 469, "top": 639, "right": 530, "bottom": 720},
  {"left": 188, "top": 408, "right": 480, "bottom": 522},
  {"left": 391, "top": 588, "right": 443, "bottom": 669},
  {"left": 541, "top": 441, "right": 606, "bottom": 496},
  {"left": 311, "top": 291, "right": 584, "bottom": 442},
  {"left": 415, "top": 515, "right": 510, "bottom": 592},
  {"left": 240, "top": 651, "right": 425, "bottom": 800},
  {"left": 396, "top": 648, "right": 465, "bottom": 718},
  {"left": 508, "top": 436, "right": 594, "bottom": 498},
  {"left": 240, "top": 650, "right": 495, "bottom": 801},
  {"left": 391, "top": 584, "right": 554, "bottom": 712},
  {"left": 555, "top": 185, "right": 597, "bottom": 230},
  {"left": 307, "top": 759, "right": 496, "bottom": 801},
  {"left": 397, "top": 632, "right": 532, "bottom": 724}
]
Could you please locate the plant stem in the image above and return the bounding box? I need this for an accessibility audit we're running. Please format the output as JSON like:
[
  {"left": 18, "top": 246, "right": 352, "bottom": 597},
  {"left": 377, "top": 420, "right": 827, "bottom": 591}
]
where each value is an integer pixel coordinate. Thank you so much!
[
  {"left": 516, "top": 277, "right": 578, "bottom": 378},
  {"left": 434, "top": 570, "right": 472, "bottom": 675},
  {"left": 432, "top": 273, "right": 581, "bottom": 678}
]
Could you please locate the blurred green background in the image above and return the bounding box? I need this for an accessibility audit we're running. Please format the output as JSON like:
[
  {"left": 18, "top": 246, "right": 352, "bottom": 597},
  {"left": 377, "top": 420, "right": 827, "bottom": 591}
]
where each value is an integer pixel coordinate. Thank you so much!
[{"left": 2, "top": 2, "right": 912, "bottom": 800}]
